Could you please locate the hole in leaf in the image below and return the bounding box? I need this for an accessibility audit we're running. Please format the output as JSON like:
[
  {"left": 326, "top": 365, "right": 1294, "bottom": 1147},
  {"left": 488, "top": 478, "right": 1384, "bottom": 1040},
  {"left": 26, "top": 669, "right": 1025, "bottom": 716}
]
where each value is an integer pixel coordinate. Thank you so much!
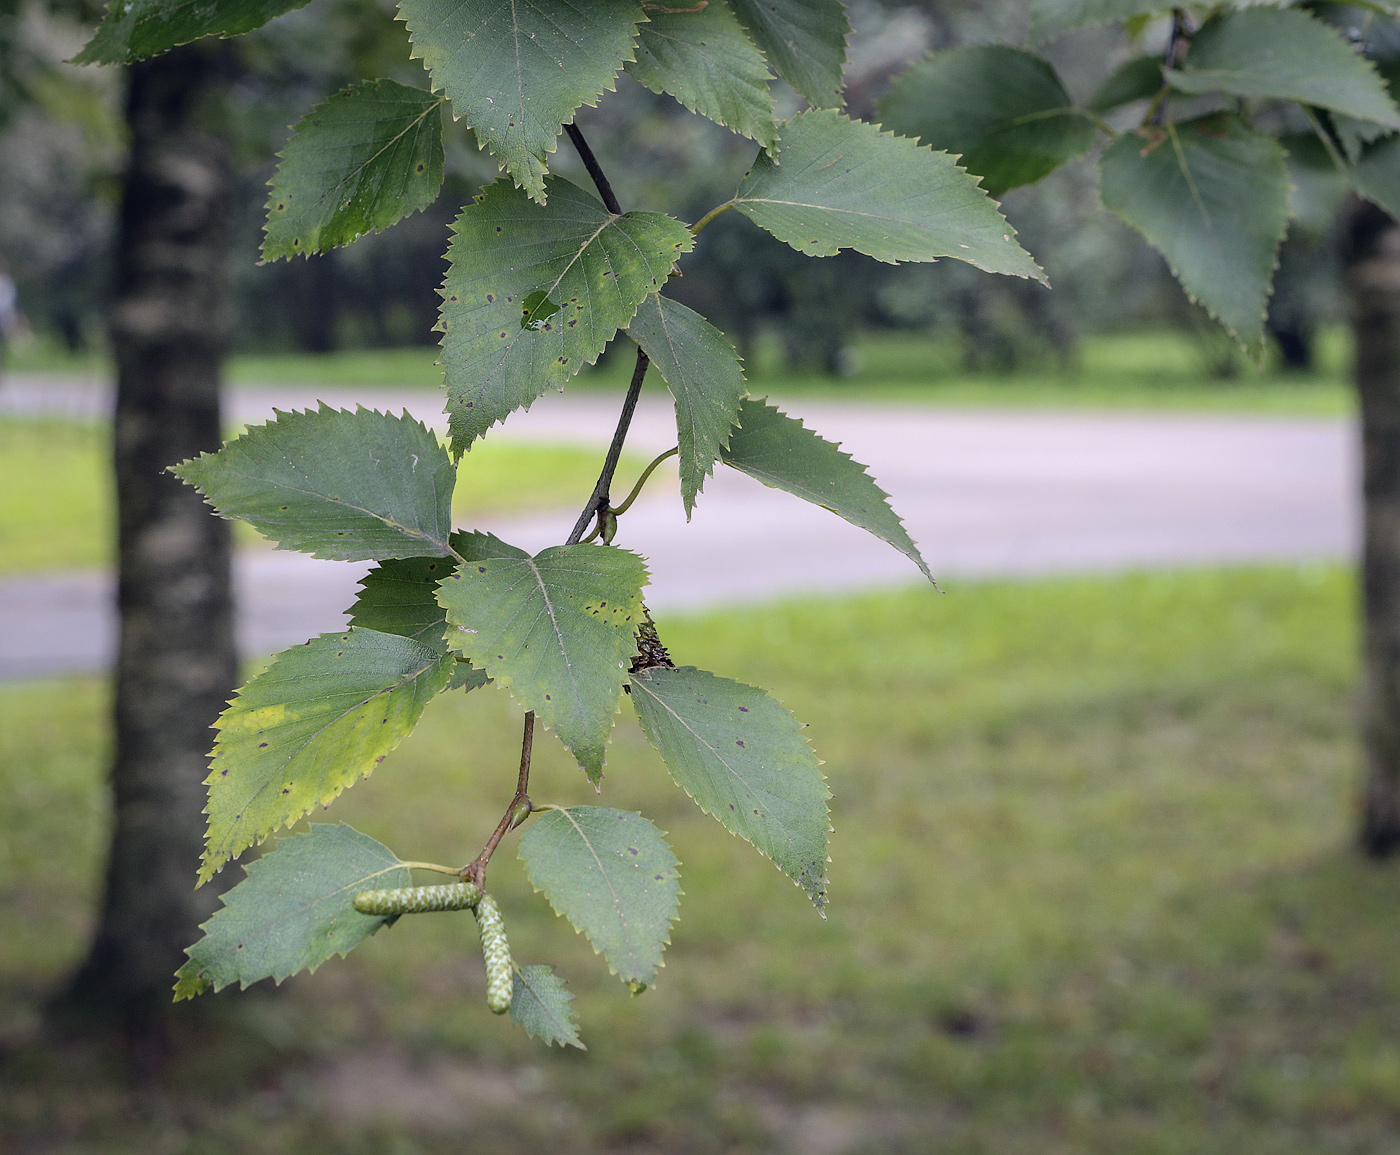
[{"left": 520, "top": 290, "right": 561, "bottom": 331}]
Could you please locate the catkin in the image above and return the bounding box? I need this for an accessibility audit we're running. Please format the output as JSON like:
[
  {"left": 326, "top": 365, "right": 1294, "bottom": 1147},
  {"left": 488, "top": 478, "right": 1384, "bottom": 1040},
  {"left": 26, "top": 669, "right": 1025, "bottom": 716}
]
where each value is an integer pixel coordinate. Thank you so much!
[
  {"left": 353, "top": 881, "right": 483, "bottom": 916},
  {"left": 474, "top": 894, "right": 514, "bottom": 1014}
]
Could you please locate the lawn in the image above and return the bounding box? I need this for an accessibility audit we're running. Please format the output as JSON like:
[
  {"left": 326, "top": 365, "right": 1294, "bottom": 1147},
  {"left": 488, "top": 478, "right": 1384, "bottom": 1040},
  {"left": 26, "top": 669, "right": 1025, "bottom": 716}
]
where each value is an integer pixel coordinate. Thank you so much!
[
  {"left": 5, "top": 565, "right": 1398, "bottom": 1154},
  {"left": 5, "top": 327, "right": 1354, "bottom": 414},
  {"left": 0, "top": 418, "right": 650, "bottom": 575}
]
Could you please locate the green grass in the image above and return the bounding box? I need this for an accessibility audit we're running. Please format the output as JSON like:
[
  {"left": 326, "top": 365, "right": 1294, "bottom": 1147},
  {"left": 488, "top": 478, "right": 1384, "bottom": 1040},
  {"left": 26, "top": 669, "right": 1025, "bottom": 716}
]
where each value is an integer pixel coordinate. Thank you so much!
[
  {"left": 6, "top": 328, "right": 1355, "bottom": 414},
  {"left": 0, "top": 420, "right": 112, "bottom": 572},
  {"left": 0, "top": 418, "right": 650, "bottom": 575},
  {"left": 7, "top": 566, "right": 1400, "bottom": 1153}
]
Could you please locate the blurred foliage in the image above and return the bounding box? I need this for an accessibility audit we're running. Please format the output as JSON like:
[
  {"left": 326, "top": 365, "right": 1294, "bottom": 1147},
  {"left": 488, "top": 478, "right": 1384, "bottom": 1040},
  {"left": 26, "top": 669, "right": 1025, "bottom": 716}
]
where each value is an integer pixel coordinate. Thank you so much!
[{"left": 0, "top": 0, "right": 1353, "bottom": 374}]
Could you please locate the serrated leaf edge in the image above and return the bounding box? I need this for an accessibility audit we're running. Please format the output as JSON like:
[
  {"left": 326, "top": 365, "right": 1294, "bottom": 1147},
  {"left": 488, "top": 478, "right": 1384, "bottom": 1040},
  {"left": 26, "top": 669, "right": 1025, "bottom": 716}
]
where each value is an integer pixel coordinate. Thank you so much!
[
  {"left": 176, "top": 826, "right": 410, "bottom": 999},
  {"left": 400, "top": 5, "right": 650, "bottom": 203},
  {"left": 172, "top": 404, "right": 457, "bottom": 560},
  {"left": 511, "top": 963, "right": 587, "bottom": 1048},
  {"left": 723, "top": 396, "right": 934, "bottom": 583},
  {"left": 626, "top": 14, "right": 779, "bottom": 151},
  {"left": 262, "top": 80, "right": 448, "bottom": 263},
  {"left": 630, "top": 291, "right": 748, "bottom": 518},
  {"left": 737, "top": 111, "right": 1048, "bottom": 284},
  {"left": 439, "top": 542, "right": 651, "bottom": 779},
  {"left": 197, "top": 630, "right": 449, "bottom": 884},
  {"left": 1099, "top": 120, "right": 1282, "bottom": 354},
  {"left": 520, "top": 807, "right": 682, "bottom": 986},
  {"left": 437, "top": 191, "right": 695, "bottom": 453},
  {"left": 629, "top": 666, "right": 832, "bottom": 914}
]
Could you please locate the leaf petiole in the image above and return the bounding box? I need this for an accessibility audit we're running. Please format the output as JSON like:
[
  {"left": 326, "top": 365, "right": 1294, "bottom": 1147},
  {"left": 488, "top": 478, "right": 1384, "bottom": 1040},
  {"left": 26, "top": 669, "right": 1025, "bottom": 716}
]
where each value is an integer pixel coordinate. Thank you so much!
[
  {"left": 613, "top": 447, "right": 679, "bottom": 517},
  {"left": 691, "top": 200, "right": 734, "bottom": 235},
  {"left": 399, "top": 860, "right": 470, "bottom": 876}
]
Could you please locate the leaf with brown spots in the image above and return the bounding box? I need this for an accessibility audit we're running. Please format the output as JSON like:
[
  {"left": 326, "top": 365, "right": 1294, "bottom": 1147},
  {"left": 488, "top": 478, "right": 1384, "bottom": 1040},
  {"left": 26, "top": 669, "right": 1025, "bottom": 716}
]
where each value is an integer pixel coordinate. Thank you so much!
[
  {"left": 439, "top": 179, "right": 692, "bottom": 453},
  {"left": 631, "top": 665, "right": 829, "bottom": 912},
  {"left": 519, "top": 807, "right": 680, "bottom": 989},
  {"left": 263, "top": 80, "right": 445, "bottom": 262},
  {"left": 199, "top": 627, "right": 451, "bottom": 883},
  {"left": 437, "top": 533, "right": 647, "bottom": 781}
]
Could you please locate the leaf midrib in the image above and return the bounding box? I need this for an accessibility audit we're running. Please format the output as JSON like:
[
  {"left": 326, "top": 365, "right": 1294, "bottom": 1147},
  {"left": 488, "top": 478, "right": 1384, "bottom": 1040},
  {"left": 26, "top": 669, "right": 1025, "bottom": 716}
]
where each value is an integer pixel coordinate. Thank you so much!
[
  {"left": 248, "top": 860, "right": 409, "bottom": 943},
  {"left": 555, "top": 808, "right": 641, "bottom": 967},
  {"left": 632, "top": 677, "right": 777, "bottom": 821},
  {"left": 220, "top": 462, "right": 453, "bottom": 556},
  {"left": 296, "top": 92, "right": 445, "bottom": 227}
]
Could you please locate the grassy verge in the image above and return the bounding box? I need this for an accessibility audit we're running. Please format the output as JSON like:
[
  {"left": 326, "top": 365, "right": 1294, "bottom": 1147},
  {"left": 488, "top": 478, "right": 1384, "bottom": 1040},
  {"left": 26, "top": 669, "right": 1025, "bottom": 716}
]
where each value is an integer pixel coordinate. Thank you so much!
[
  {"left": 6, "top": 566, "right": 1399, "bottom": 1154},
  {"left": 6, "top": 328, "right": 1354, "bottom": 414},
  {"left": 0, "top": 418, "right": 649, "bottom": 576}
]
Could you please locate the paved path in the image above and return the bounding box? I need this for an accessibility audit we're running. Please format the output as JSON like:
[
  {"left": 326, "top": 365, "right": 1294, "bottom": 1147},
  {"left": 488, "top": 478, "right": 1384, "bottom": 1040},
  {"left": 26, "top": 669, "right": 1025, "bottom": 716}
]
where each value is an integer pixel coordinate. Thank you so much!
[{"left": 0, "top": 377, "right": 1358, "bottom": 680}]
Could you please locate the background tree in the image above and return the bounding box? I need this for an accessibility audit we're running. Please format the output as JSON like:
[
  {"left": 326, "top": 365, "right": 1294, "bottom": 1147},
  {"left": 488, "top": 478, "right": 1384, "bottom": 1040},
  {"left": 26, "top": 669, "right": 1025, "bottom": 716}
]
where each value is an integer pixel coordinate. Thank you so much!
[{"left": 49, "top": 39, "right": 242, "bottom": 1033}]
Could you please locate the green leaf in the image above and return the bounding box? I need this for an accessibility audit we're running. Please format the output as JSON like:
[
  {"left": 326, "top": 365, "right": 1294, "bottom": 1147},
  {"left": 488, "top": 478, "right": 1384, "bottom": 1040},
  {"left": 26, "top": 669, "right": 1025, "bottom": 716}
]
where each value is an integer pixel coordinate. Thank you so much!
[
  {"left": 1168, "top": 9, "right": 1400, "bottom": 130},
  {"left": 349, "top": 556, "right": 458, "bottom": 645},
  {"left": 1335, "top": 60, "right": 1400, "bottom": 160},
  {"left": 200, "top": 628, "right": 451, "bottom": 883},
  {"left": 878, "top": 47, "right": 1094, "bottom": 197},
  {"left": 263, "top": 80, "right": 445, "bottom": 262},
  {"left": 437, "top": 534, "right": 648, "bottom": 780},
  {"left": 627, "top": 3, "right": 777, "bottom": 151},
  {"left": 1030, "top": 0, "right": 1168, "bottom": 39},
  {"left": 1281, "top": 132, "right": 1350, "bottom": 236},
  {"left": 1088, "top": 55, "right": 1163, "bottom": 113},
  {"left": 400, "top": 0, "right": 645, "bottom": 202},
  {"left": 518, "top": 807, "right": 680, "bottom": 989},
  {"left": 510, "top": 964, "right": 586, "bottom": 1048},
  {"left": 1353, "top": 134, "right": 1400, "bottom": 221},
  {"left": 1099, "top": 115, "right": 1289, "bottom": 351},
  {"left": 732, "top": 110, "right": 1045, "bottom": 281},
  {"left": 77, "top": 0, "right": 311, "bottom": 65},
  {"left": 348, "top": 556, "right": 490, "bottom": 691},
  {"left": 630, "top": 666, "right": 829, "bottom": 911},
  {"left": 627, "top": 294, "right": 745, "bottom": 518},
  {"left": 175, "top": 825, "right": 410, "bottom": 1000},
  {"left": 173, "top": 406, "right": 456, "bottom": 561},
  {"left": 439, "top": 179, "right": 693, "bottom": 452},
  {"left": 729, "top": 0, "right": 848, "bottom": 110},
  {"left": 720, "top": 398, "right": 931, "bottom": 581}
]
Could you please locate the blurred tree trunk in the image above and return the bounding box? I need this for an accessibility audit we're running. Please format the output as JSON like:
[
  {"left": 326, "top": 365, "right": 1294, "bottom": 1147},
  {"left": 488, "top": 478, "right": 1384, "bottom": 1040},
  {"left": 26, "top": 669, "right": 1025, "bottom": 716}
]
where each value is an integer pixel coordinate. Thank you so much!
[
  {"left": 1347, "top": 200, "right": 1400, "bottom": 856},
  {"left": 50, "top": 42, "right": 238, "bottom": 1031}
]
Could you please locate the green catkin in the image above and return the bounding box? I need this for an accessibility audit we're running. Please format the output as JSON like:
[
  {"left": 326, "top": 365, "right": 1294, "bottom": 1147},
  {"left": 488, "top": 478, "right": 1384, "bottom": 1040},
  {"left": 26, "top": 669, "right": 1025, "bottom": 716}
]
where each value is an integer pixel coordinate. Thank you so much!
[
  {"left": 353, "top": 881, "right": 483, "bottom": 916},
  {"left": 474, "top": 894, "right": 514, "bottom": 1014}
]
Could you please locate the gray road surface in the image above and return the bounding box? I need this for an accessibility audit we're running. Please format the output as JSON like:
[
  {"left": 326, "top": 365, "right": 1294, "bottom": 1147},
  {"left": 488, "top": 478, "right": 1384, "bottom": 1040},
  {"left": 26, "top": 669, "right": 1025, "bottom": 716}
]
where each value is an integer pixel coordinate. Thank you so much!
[{"left": 0, "top": 377, "right": 1358, "bottom": 680}]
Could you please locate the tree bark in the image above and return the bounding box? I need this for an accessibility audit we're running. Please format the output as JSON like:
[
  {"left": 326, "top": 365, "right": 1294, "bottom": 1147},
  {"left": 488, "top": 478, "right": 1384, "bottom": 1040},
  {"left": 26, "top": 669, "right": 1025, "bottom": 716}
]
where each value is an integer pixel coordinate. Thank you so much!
[
  {"left": 51, "top": 43, "right": 238, "bottom": 1029},
  {"left": 1347, "top": 201, "right": 1400, "bottom": 856}
]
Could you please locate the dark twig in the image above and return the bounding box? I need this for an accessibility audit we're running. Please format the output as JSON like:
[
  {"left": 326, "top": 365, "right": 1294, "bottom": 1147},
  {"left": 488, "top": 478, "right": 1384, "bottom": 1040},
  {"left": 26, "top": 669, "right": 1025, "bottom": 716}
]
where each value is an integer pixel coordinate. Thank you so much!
[
  {"left": 464, "top": 712, "right": 534, "bottom": 887},
  {"left": 567, "top": 347, "right": 651, "bottom": 544},
  {"left": 565, "top": 123, "right": 623, "bottom": 215},
  {"left": 1150, "top": 9, "right": 1189, "bottom": 126}
]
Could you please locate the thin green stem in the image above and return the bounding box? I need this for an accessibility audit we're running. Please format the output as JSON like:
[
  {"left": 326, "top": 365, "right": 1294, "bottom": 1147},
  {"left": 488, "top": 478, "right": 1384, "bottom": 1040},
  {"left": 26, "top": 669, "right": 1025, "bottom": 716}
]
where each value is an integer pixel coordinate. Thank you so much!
[
  {"left": 691, "top": 201, "right": 734, "bottom": 236},
  {"left": 613, "top": 447, "right": 679, "bottom": 517},
  {"left": 1080, "top": 108, "right": 1118, "bottom": 139},
  {"left": 400, "top": 861, "right": 466, "bottom": 876},
  {"left": 1302, "top": 105, "right": 1350, "bottom": 177}
]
